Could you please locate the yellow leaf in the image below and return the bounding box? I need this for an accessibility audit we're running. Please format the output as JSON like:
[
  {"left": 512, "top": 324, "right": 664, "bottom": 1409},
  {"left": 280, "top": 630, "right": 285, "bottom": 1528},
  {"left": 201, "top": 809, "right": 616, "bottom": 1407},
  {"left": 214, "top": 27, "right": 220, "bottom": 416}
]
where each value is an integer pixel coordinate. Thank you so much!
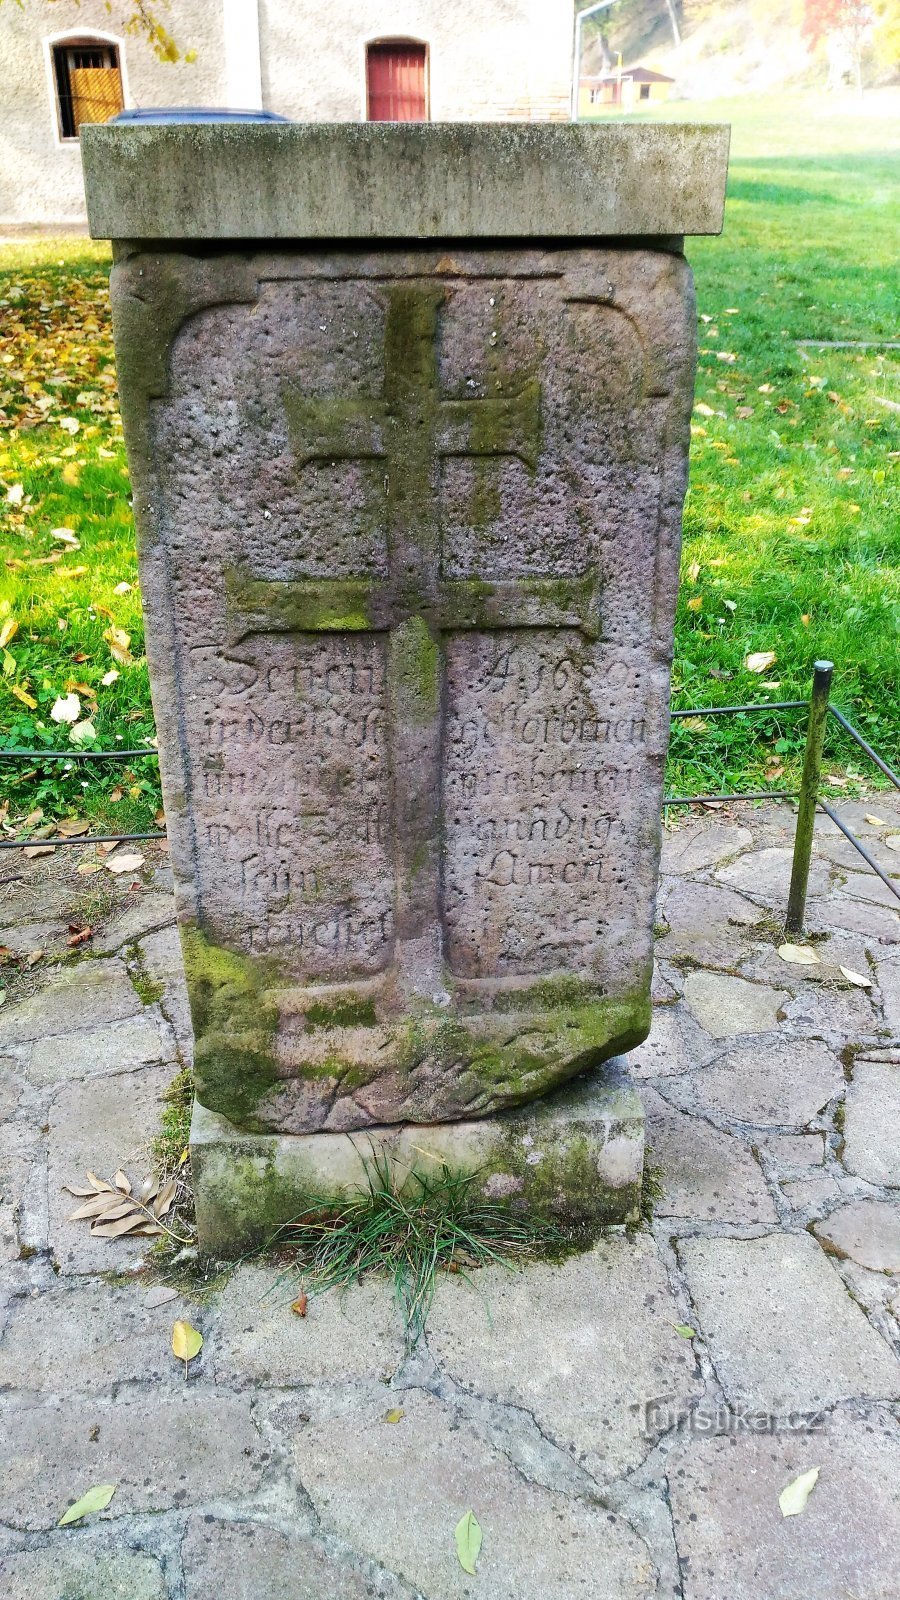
[
  {"left": 0, "top": 617, "right": 17, "bottom": 649},
  {"left": 779, "top": 1467, "right": 819, "bottom": 1518},
  {"left": 172, "top": 1319, "right": 203, "bottom": 1366},
  {"left": 11, "top": 684, "right": 37, "bottom": 709},
  {"left": 687, "top": 596, "right": 703, "bottom": 612},
  {"left": 383, "top": 1407, "right": 405, "bottom": 1423},
  {"left": 687, "top": 560, "right": 701, "bottom": 583},
  {"left": 864, "top": 814, "right": 886, "bottom": 827}
]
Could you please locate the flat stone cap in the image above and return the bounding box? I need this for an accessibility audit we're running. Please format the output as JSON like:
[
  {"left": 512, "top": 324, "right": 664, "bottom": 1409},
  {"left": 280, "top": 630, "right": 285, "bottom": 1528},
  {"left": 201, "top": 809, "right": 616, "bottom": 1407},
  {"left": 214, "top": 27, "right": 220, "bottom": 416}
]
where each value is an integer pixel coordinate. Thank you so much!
[{"left": 81, "top": 121, "right": 729, "bottom": 242}]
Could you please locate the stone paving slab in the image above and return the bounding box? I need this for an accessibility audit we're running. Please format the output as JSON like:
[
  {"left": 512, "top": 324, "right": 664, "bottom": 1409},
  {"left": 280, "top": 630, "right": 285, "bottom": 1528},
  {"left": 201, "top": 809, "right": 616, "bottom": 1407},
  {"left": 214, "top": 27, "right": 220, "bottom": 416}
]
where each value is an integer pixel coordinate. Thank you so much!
[
  {"left": 0, "top": 1537, "right": 167, "bottom": 1600},
  {"left": 668, "top": 1409, "right": 900, "bottom": 1600},
  {"left": 181, "top": 1518, "right": 409, "bottom": 1600},
  {"left": 0, "top": 1279, "right": 197, "bottom": 1396},
  {"left": 681, "top": 972, "right": 788, "bottom": 1039},
  {"left": 23, "top": 1011, "right": 176, "bottom": 1086},
  {"left": 213, "top": 1265, "right": 403, "bottom": 1387},
  {"left": 677, "top": 1233, "right": 900, "bottom": 1412},
  {"left": 47, "top": 1064, "right": 172, "bottom": 1274},
  {"left": 643, "top": 1087, "right": 776, "bottom": 1223},
  {"left": 1, "top": 958, "right": 142, "bottom": 1046},
  {"left": 299, "top": 1387, "right": 657, "bottom": 1600},
  {"left": 843, "top": 1060, "right": 900, "bottom": 1186},
  {"left": 426, "top": 1235, "right": 701, "bottom": 1484},
  {"left": 0, "top": 1393, "right": 264, "bottom": 1530},
  {"left": 661, "top": 1038, "right": 843, "bottom": 1129}
]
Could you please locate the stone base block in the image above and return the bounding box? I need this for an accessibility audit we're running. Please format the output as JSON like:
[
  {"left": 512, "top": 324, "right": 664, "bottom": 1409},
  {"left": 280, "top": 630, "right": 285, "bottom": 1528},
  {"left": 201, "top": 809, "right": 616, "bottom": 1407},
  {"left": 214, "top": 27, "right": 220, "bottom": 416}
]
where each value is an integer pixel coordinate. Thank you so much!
[{"left": 191, "top": 1058, "right": 645, "bottom": 1256}]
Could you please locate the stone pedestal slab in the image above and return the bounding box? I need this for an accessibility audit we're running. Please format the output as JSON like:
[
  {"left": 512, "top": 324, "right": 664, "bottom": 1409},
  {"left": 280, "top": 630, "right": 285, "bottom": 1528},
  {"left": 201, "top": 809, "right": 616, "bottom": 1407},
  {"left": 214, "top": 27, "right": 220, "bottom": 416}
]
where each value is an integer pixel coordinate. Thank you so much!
[{"left": 191, "top": 1057, "right": 644, "bottom": 1254}]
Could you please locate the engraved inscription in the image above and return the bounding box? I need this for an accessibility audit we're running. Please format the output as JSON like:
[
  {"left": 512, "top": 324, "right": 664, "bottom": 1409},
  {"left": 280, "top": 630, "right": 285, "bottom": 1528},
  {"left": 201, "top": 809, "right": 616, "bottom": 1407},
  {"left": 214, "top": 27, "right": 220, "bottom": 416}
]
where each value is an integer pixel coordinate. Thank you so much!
[
  {"left": 444, "top": 633, "right": 651, "bottom": 978},
  {"left": 185, "top": 634, "right": 394, "bottom": 973}
]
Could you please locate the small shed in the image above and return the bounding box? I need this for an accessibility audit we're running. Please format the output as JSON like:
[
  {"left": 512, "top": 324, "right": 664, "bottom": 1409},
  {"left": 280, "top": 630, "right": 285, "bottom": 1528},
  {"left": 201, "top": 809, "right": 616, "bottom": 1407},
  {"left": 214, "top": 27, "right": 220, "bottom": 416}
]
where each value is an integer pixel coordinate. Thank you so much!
[{"left": 579, "top": 66, "right": 675, "bottom": 117}]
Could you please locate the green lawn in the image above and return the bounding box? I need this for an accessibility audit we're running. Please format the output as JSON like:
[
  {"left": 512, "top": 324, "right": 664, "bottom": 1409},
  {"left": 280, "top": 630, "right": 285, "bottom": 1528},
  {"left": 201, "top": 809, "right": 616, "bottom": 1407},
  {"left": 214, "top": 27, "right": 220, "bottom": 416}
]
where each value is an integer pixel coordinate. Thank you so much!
[{"left": 1, "top": 92, "right": 897, "bottom": 837}]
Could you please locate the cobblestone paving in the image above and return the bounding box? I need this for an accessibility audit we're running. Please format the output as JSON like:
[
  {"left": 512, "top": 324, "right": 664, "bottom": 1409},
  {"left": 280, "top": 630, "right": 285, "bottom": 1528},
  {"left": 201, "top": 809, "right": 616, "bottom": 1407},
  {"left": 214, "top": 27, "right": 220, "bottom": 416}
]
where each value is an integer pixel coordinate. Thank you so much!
[{"left": 1, "top": 799, "right": 899, "bottom": 1598}]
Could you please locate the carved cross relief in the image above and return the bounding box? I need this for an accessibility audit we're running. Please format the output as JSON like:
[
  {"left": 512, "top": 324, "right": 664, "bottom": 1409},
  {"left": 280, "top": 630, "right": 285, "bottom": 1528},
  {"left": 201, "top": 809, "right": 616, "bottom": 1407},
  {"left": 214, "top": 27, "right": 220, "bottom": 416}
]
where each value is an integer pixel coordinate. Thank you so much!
[{"left": 224, "top": 283, "right": 601, "bottom": 996}]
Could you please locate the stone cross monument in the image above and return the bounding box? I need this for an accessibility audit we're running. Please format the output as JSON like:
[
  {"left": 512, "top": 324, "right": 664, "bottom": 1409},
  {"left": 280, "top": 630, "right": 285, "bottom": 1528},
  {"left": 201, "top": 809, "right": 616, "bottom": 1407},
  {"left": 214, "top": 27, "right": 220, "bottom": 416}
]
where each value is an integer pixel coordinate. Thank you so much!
[{"left": 83, "top": 123, "right": 729, "bottom": 1251}]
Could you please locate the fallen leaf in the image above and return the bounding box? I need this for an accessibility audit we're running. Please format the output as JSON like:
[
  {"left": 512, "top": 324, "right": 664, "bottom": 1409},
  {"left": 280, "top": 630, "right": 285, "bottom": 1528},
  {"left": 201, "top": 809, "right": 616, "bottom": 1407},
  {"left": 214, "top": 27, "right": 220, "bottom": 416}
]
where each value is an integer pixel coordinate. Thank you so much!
[
  {"left": 24, "top": 844, "right": 56, "bottom": 858},
  {"left": 383, "top": 1407, "right": 405, "bottom": 1423},
  {"left": 56, "top": 818, "right": 90, "bottom": 837},
  {"left": 11, "top": 684, "right": 38, "bottom": 709},
  {"left": 825, "top": 775, "right": 849, "bottom": 789},
  {"left": 25, "top": 949, "right": 44, "bottom": 968},
  {"left": 839, "top": 967, "right": 872, "bottom": 988},
  {"left": 91, "top": 1212, "right": 156, "bottom": 1237},
  {"left": 114, "top": 1169, "right": 131, "bottom": 1194},
  {"left": 59, "top": 417, "right": 80, "bottom": 435},
  {"left": 58, "top": 1483, "right": 116, "bottom": 1527},
  {"left": 687, "top": 560, "right": 701, "bottom": 583},
  {"left": 5, "top": 483, "right": 24, "bottom": 506},
  {"left": 864, "top": 814, "right": 886, "bottom": 827},
  {"left": 455, "top": 1511, "right": 483, "bottom": 1576},
  {"left": 693, "top": 402, "right": 714, "bottom": 417},
  {"left": 172, "top": 1319, "right": 203, "bottom": 1370},
  {"left": 154, "top": 1176, "right": 177, "bottom": 1218},
  {"left": 101, "top": 669, "right": 120, "bottom": 687},
  {"left": 69, "top": 720, "right": 96, "bottom": 745},
  {"left": 67, "top": 926, "right": 93, "bottom": 947},
  {"left": 745, "top": 651, "right": 776, "bottom": 674},
  {"left": 50, "top": 526, "right": 80, "bottom": 547},
  {"left": 113, "top": 581, "right": 132, "bottom": 594},
  {"left": 674, "top": 1324, "right": 696, "bottom": 1338},
  {"left": 76, "top": 861, "right": 103, "bottom": 875},
  {"left": 0, "top": 617, "right": 17, "bottom": 648},
  {"left": 102, "top": 624, "right": 132, "bottom": 666},
  {"left": 86, "top": 1171, "right": 116, "bottom": 1192},
  {"left": 291, "top": 1293, "right": 309, "bottom": 1317},
  {"left": 105, "top": 852, "right": 144, "bottom": 874},
  {"left": 687, "top": 596, "right": 703, "bottom": 612},
  {"left": 50, "top": 692, "right": 81, "bottom": 724},
  {"left": 723, "top": 599, "right": 737, "bottom": 612},
  {"left": 778, "top": 944, "right": 821, "bottom": 966},
  {"left": 779, "top": 1466, "right": 819, "bottom": 1518}
]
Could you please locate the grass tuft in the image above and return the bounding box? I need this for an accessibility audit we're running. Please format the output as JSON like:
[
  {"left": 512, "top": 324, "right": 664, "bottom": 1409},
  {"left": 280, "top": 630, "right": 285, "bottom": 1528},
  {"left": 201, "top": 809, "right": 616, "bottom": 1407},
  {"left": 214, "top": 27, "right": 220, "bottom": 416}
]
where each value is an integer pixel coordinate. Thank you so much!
[{"left": 272, "top": 1152, "right": 560, "bottom": 1350}]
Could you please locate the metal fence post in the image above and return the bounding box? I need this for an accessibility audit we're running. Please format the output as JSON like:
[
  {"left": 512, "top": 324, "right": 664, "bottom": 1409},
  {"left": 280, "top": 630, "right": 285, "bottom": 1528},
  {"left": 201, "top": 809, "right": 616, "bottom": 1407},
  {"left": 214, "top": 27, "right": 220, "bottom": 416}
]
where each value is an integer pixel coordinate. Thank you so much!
[{"left": 785, "top": 660, "right": 834, "bottom": 935}]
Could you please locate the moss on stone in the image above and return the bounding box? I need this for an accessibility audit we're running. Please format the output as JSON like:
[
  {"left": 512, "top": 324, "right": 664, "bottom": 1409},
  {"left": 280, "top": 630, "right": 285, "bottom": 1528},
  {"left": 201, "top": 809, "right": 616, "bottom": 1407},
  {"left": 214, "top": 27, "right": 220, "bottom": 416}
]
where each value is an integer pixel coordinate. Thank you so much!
[
  {"left": 304, "top": 997, "right": 378, "bottom": 1029},
  {"left": 391, "top": 614, "right": 440, "bottom": 725},
  {"left": 180, "top": 923, "right": 282, "bottom": 1133}
]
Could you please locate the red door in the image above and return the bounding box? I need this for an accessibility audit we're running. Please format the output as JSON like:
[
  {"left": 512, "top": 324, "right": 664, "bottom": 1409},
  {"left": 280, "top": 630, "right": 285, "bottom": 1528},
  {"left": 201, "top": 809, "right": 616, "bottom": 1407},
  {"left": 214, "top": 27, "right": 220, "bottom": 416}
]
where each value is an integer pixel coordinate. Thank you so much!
[{"left": 367, "top": 41, "right": 427, "bottom": 121}]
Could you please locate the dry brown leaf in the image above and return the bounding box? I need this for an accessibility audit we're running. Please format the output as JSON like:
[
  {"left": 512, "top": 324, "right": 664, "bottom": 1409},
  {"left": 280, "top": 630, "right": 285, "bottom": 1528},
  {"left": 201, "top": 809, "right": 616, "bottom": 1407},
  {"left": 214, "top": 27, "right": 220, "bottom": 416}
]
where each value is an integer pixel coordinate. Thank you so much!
[
  {"left": 63, "top": 1184, "right": 102, "bottom": 1198},
  {"left": 114, "top": 1170, "right": 131, "bottom": 1195},
  {"left": 86, "top": 1171, "right": 116, "bottom": 1192},
  {"left": 91, "top": 1212, "right": 151, "bottom": 1238},
  {"left": 56, "top": 818, "right": 90, "bottom": 838},
  {"left": 68, "top": 1195, "right": 127, "bottom": 1221},
  {"left": 24, "top": 844, "right": 56, "bottom": 859},
  {"left": 140, "top": 1177, "right": 159, "bottom": 1204},
  {"left": 291, "top": 1293, "right": 309, "bottom": 1317},
  {"left": 154, "top": 1177, "right": 177, "bottom": 1218},
  {"left": 67, "top": 926, "right": 93, "bottom": 948},
  {"left": 76, "top": 862, "right": 103, "bottom": 876},
  {"left": 864, "top": 814, "right": 886, "bottom": 827}
]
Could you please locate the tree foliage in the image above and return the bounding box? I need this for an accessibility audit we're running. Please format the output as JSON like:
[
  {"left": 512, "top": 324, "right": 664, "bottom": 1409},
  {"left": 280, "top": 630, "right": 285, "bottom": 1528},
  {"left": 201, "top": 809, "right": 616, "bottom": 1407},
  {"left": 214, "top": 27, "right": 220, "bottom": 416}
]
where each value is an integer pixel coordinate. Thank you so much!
[{"left": 1, "top": 0, "right": 190, "bottom": 60}]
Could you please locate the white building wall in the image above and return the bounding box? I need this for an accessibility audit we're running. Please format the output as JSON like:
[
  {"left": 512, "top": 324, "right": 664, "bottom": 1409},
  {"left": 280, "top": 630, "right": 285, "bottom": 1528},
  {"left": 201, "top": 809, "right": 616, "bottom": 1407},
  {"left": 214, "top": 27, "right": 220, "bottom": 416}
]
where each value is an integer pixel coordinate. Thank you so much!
[
  {"left": 259, "top": 0, "right": 573, "bottom": 123},
  {"left": 0, "top": 0, "right": 573, "bottom": 229},
  {"left": 0, "top": 0, "right": 227, "bottom": 227}
]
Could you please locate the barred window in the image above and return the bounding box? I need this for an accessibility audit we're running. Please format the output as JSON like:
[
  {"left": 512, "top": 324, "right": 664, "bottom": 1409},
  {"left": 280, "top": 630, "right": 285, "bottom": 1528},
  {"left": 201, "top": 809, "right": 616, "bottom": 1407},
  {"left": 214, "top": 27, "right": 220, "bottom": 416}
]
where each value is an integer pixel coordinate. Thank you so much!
[{"left": 52, "top": 39, "right": 124, "bottom": 140}]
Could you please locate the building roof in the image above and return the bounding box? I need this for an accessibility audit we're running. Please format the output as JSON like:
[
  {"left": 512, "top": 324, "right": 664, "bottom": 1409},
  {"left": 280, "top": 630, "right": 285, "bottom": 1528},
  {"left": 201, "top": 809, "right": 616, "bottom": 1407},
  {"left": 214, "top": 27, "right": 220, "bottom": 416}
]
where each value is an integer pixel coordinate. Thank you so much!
[{"left": 581, "top": 66, "right": 675, "bottom": 85}]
